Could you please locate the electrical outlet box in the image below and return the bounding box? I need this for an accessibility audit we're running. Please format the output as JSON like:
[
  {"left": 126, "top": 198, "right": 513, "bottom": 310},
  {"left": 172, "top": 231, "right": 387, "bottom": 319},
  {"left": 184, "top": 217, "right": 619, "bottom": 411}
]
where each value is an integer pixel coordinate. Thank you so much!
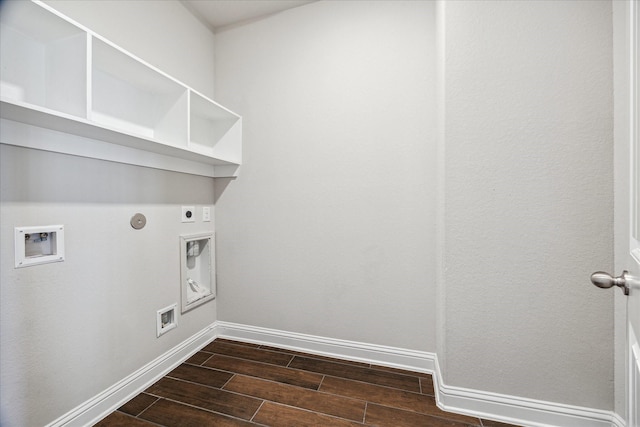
[
  {"left": 157, "top": 304, "right": 177, "bottom": 337},
  {"left": 202, "top": 206, "right": 211, "bottom": 222},
  {"left": 181, "top": 206, "right": 195, "bottom": 223},
  {"left": 15, "top": 225, "right": 65, "bottom": 268}
]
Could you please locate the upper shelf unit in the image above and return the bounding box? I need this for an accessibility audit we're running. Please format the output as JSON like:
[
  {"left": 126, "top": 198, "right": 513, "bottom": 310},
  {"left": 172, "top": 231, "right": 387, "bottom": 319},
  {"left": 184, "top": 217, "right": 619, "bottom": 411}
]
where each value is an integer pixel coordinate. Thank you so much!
[{"left": 0, "top": 0, "right": 241, "bottom": 178}]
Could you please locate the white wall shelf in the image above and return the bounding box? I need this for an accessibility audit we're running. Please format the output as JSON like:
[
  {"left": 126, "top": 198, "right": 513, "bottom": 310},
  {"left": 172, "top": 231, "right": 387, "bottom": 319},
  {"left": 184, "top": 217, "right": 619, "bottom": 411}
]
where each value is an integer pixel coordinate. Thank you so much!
[{"left": 0, "top": 0, "right": 241, "bottom": 178}]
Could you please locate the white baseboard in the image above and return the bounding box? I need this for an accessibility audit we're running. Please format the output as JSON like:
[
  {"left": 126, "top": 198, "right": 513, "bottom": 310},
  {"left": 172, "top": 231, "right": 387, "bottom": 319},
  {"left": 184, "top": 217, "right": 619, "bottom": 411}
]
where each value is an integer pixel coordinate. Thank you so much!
[
  {"left": 214, "top": 321, "right": 624, "bottom": 427},
  {"left": 433, "top": 358, "right": 622, "bottom": 427},
  {"left": 48, "top": 321, "right": 625, "bottom": 427},
  {"left": 46, "top": 324, "right": 217, "bottom": 427},
  {"left": 213, "top": 320, "right": 436, "bottom": 373}
]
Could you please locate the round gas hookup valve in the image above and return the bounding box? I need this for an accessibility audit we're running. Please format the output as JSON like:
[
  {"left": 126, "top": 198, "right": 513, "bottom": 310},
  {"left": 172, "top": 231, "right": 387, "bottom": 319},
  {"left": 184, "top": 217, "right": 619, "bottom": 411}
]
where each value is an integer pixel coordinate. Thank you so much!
[{"left": 130, "top": 213, "right": 147, "bottom": 230}]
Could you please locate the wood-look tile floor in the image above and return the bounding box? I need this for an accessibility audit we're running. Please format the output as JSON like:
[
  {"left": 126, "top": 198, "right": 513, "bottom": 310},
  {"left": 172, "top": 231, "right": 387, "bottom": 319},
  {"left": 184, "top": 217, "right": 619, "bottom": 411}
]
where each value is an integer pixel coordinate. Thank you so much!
[{"left": 95, "top": 339, "right": 521, "bottom": 427}]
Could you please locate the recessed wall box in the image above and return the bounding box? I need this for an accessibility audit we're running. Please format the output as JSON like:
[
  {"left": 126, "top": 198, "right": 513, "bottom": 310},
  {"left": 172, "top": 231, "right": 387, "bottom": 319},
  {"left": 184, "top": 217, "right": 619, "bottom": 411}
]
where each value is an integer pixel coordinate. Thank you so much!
[
  {"left": 15, "top": 225, "right": 65, "bottom": 268},
  {"left": 181, "top": 206, "right": 195, "bottom": 223},
  {"left": 180, "top": 232, "right": 215, "bottom": 313},
  {"left": 156, "top": 303, "right": 177, "bottom": 337}
]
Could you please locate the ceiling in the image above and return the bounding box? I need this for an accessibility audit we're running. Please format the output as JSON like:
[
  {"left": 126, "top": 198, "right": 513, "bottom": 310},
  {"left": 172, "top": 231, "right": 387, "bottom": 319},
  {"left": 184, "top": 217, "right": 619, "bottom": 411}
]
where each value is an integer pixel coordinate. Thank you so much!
[{"left": 181, "top": 0, "right": 316, "bottom": 32}]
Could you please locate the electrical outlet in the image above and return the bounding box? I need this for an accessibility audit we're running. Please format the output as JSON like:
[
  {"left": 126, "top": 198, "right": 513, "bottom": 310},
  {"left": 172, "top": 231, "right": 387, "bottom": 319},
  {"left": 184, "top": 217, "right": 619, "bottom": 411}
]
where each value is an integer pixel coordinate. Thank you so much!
[
  {"left": 157, "top": 304, "right": 177, "bottom": 337},
  {"left": 202, "top": 207, "right": 211, "bottom": 222},
  {"left": 181, "top": 206, "right": 195, "bottom": 223}
]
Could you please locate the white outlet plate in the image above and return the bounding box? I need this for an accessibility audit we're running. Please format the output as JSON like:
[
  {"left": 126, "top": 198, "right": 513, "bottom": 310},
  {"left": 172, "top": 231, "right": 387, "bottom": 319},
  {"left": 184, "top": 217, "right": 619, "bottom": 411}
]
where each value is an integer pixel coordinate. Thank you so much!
[
  {"left": 202, "top": 207, "right": 211, "bottom": 222},
  {"left": 181, "top": 206, "right": 195, "bottom": 223}
]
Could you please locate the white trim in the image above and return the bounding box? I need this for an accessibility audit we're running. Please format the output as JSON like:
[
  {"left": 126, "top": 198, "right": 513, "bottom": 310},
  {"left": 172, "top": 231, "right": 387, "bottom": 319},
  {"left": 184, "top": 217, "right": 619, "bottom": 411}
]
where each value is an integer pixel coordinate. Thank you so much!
[
  {"left": 434, "top": 354, "right": 620, "bottom": 427},
  {"left": 45, "top": 324, "right": 217, "bottom": 427},
  {"left": 215, "top": 321, "right": 624, "bottom": 427},
  {"left": 46, "top": 321, "right": 625, "bottom": 427},
  {"left": 213, "top": 321, "right": 436, "bottom": 374},
  {"left": 614, "top": 412, "right": 628, "bottom": 427},
  {"left": 0, "top": 119, "right": 222, "bottom": 178}
]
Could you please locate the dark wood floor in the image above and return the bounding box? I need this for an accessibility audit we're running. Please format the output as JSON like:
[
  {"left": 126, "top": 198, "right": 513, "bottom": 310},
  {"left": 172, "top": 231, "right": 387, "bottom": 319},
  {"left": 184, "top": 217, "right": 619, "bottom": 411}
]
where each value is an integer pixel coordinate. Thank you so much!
[{"left": 95, "top": 339, "right": 521, "bottom": 427}]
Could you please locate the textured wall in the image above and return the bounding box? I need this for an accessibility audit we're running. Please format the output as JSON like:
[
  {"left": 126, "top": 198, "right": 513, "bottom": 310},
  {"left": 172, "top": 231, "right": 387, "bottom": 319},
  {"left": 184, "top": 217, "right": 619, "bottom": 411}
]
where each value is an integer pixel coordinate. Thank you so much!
[
  {"left": 0, "top": 2, "right": 217, "bottom": 425},
  {"left": 440, "top": 0, "right": 614, "bottom": 409},
  {"left": 213, "top": 0, "right": 438, "bottom": 351}
]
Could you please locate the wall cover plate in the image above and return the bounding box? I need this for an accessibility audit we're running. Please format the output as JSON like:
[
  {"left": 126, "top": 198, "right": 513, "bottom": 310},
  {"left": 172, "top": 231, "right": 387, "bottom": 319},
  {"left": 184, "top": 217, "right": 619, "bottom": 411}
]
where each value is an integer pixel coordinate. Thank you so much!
[{"left": 130, "top": 213, "right": 146, "bottom": 230}]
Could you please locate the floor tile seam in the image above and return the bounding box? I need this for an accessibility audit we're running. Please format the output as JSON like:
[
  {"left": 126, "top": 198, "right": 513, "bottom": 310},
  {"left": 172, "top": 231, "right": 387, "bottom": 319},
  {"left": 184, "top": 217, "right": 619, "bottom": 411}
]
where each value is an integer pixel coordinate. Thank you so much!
[
  {"left": 317, "top": 382, "right": 429, "bottom": 414},
  {"left": 209, "top": 352, "right": 307, "bottom": 370},
  {"left": 194, "top": 361, "right": 240, "bottom": 378},
  {"left": 249, "top": 397, "right": 267, "bottom": 423},
  {"left": 285, "top": 353, "right": 295, "bottom": 367},
  {"left": 177, "top": 359, "right": 236, "bottom": 374},
  {"left": 215, "top": 344, "right": 292, "bottom": 357},
  {"left": 319, "top": 381, "right": 479, "bottom": 424},
  {"left": 217, "top": 339, "right": 261, "bottom": 348},
  {"left": 113, "top": 409, "right": 166, "bottom": 427},
  {"left": 185, "top": 351, "right": 215, "bottom": 366},
  {"left": 209, "top": 343, "right": 297, "bottom": 365},
  {"left": 366, "top": 364, "right": 432, "bottom": 380},
  {"left": 116, "top": 393, "right": 159, "bottom": 417},
  {"left": 165, "top": 372, "right": 233, "bottom": 391},
  {"left": 289, "top": 360, "right": 423, "bottom": 389},
  {"left": 315, "top": 372, "right": 423, "bottom": 395},
  {"left": 132, "top": 394, "right": 161, "bottom": 418},
  {"left": 135, "top": 396, "right": 167, "bottom": 425},
  {"left": 205, "top": 353, "right": 325, "bottom": 383},
  {"left": 223, "top": 373, "right": 369, "bottom": 409},
  {"left": 230, "top": 388, "right": 366, "bottom": 425},
  {"left": 144, "top": 395, "right": 264, "bottom": 424},
  {"left": 221, "top": 372, "right": 237, "bottom": 389},
  {"left": 256, "top": 400, "right": 369, "bottom": 426},
  {"left": 419, "top": 377, "right": 437, "bottom": 396},
  {"left": 365, "top": 402, "right": 483, "bottom": 427},
  {"left": 205, "top": 352, "right": 292, "bottom": 368},
  {"left": 279, "top": 352, "right": 418, "bottom": 376},
  {"left": 146, "top": 380, "right": 270, "bottom": 420},
  {"left": 290, "top": 354, "right": 391, "bottom": 373},
  {"left": 377, "top": 400, "right": 481, "bottom": 425},
  {"left": 194, "top": 350, "right": 214, "bottom": 358},
  {"left": 206, "top": 352, "right": 420, "bottom": 393},
  {"left": 159, "top": 374, "right": 269, "bottom": 405},
  {"left": 228, "top": 340, "right": 427, "bottom": 379}
]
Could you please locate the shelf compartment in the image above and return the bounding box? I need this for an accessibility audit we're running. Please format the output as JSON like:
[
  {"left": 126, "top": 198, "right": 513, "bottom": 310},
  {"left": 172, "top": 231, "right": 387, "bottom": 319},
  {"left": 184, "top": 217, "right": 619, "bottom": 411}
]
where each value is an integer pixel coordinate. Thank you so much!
[
  {"left": 0, "top": 0, "right": 87, "bottom": 118},
  {"left": 1, "top": 102, "right": 240, "bottom": 166},
  {"left": 1, "top": 0, "right": 241, "bottom": 178},
  {"left": 91, "top": 38, "right": 188, "bottom": 147},
  {"left": 189, "top": 91, "right": 242, "bottom": 164}
]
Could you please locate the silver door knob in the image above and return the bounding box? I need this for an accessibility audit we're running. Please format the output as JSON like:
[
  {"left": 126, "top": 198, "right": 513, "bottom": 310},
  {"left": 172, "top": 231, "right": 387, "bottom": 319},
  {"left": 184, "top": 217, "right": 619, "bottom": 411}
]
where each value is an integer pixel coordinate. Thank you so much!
[{"left": 590, "top": 270, "right": 630, "bottom": 295}]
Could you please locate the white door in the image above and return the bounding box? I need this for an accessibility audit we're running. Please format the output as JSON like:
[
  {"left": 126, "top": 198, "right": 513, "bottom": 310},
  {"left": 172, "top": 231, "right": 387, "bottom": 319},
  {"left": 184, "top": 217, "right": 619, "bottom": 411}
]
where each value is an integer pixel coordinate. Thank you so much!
[
  {"left": 625, "top": 1, "right": 640, "bottom": 424},
  {"left": 610, "top": 1, "right": 640, "bottom": 425}
]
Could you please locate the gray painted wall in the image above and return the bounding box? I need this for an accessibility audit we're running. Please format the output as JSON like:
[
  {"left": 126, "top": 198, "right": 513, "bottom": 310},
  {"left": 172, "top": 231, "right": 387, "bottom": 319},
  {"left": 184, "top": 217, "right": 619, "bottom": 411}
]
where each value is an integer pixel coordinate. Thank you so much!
[
  {"left": 215, "top": 0, "right": 615, "bottom": 412},
  {"left": 0, "top": 0, "right": 618, "bottom": 424},
  {"left": 440, "top": 0, "right": 614, "bottom": 409},
  {"left": 213, "top": 0, "right": 438, "bottom": 351},
  {"left": 0, "top": 2, "right": 217, "bottom": 425}
]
